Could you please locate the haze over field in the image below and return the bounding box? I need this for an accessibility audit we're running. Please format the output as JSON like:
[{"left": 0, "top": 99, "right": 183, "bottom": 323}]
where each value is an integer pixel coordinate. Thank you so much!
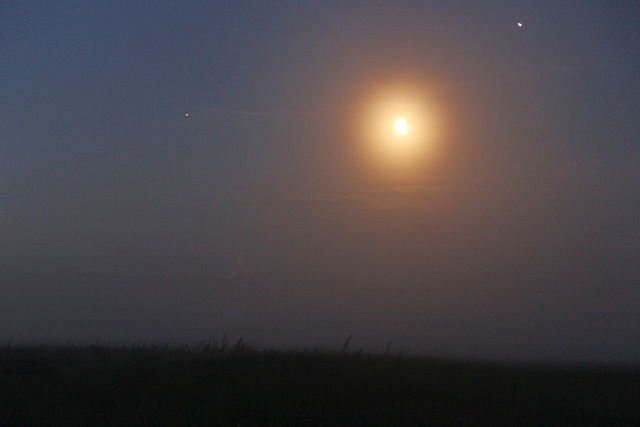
[{"left": 2, "top": 1, "right": 639, "bottom": 364}]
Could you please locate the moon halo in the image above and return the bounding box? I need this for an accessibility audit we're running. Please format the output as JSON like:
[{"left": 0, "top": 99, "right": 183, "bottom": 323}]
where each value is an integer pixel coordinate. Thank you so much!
[{"left": 351, "top": 82, "right": 440, "bottom": 178}]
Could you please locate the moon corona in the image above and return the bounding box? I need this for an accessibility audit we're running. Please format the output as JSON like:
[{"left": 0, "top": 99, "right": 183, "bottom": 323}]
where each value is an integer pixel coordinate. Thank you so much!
[{"left": 352, "top": 82, "right": 440, "bottom": 179}]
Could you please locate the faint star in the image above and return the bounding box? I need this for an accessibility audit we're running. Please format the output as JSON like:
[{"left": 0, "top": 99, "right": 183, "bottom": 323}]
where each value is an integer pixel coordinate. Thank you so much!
[{"left": 517, "top": 22, "right": 523, "bottom": 27}]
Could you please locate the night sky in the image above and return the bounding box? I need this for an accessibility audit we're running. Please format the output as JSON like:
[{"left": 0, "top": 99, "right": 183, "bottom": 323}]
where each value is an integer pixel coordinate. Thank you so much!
[{"left": 2, "top": 1, "right": 639, "bottom": 364}]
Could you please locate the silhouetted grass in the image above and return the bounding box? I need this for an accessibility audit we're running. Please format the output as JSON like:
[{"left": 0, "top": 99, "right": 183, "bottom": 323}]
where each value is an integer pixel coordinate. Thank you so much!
[{"left": 1, "top": 341, "right": 639, "bottom": 425}]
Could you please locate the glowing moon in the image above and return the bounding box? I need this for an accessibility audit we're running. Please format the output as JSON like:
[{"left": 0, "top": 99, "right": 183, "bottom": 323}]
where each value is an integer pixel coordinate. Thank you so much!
[
  {"left": 350, "top": 81, "right": 443, "bottom": 179},
  {"left": 395, "top": 118, "right": 408, "bottom": 135}
]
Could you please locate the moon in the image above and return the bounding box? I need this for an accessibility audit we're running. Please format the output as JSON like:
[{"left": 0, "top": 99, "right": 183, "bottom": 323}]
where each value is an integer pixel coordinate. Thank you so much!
[
  {"left": 350, "top": 81, "right": 443, "bottom": 178},
  {"left": 395, "top": 118, "right": 408, "bottom": 135}
]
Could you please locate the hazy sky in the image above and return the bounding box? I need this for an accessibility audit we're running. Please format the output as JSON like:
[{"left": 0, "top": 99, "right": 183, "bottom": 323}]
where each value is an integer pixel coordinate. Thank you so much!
[{"left": 2, "top": 1, "right": 639, "bottom": 364}]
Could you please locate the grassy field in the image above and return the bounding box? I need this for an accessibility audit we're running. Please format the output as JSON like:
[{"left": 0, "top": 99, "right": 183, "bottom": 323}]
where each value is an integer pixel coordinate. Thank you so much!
[{"left": 1, "top": 340, "right": 639, "bottom": 426}]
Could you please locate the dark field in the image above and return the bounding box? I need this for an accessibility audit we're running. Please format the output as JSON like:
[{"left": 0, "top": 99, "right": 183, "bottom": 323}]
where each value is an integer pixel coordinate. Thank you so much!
[{"left": 1, "top": 341, "right": 639, "bottom": 426}]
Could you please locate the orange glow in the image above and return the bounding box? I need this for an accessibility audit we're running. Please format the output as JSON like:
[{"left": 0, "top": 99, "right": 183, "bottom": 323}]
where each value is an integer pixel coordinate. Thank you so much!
[{"left": 353, "top": 82, "right": 440, "bottom": 178}]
